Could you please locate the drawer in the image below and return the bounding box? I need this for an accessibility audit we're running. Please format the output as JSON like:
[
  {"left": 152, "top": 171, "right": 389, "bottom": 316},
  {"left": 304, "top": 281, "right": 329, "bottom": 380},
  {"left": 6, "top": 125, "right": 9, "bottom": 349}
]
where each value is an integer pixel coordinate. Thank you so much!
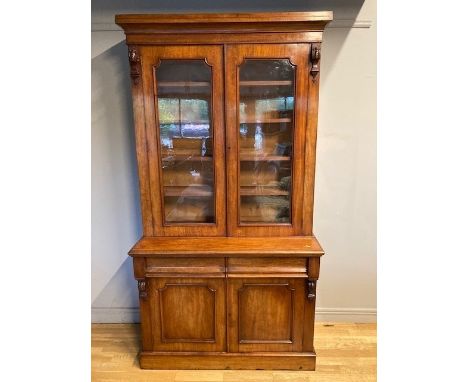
[
  {"left": 227, "top": 258, "right": 307, "bottom": 278},
  {"left": 145, "top": 258, "right": 225, "bottom": 278}
]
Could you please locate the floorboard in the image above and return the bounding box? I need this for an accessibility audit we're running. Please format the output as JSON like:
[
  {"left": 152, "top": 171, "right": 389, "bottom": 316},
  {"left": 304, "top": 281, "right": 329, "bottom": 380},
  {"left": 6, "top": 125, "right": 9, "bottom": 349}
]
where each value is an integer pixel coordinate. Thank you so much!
[{"left": 91, "top": 323, "right": 376, "bottom": 381}]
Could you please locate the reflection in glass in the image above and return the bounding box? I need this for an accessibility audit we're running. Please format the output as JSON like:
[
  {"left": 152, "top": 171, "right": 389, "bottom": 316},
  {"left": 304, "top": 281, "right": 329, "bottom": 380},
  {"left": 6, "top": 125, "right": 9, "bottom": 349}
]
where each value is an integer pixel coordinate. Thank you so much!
[
  {"left": 156, "top": 60, "right": 214, "bottom": 223},
  {"left": 238, "top": 59, "right": 295, "bottom": 223}
]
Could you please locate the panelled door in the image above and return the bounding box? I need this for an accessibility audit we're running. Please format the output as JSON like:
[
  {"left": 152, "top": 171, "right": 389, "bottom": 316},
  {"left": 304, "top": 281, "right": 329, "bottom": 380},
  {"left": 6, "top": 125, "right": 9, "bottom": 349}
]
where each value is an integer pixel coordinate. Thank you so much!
[
  {"left": 140, "top": 45, "right": 226, "bottom": 236},
  {"left": 148, "top": 277, "right": 226, "bottom": 352},
  {"left": 225, "top": 44, "right": 311, "bottom": 236},
  {"left": 227, "top": 278, "right": 306, "bottom": 352}
]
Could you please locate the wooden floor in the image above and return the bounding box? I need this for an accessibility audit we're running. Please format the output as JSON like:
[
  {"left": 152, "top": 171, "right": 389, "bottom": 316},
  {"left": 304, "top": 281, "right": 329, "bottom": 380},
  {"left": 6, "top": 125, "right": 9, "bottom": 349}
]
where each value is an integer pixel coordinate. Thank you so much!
[{"left": 92, "top": 323, "right": 376, "bottom": 382}]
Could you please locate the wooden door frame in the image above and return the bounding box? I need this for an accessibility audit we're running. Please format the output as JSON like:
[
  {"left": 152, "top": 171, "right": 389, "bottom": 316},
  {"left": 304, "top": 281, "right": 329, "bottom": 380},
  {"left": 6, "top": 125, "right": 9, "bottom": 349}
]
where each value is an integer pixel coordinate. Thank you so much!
[
  {"left": 148, "top": 277, "right": 227, "bottom": 352},
  {"left": 140, "top": 45, "right": 226, "bottom": 236},
  {"left": 225, "top": 44, "right": 310, "bottom": 236},
  {"left": 226, "top": 277, "right": 305, "bottom": 352}
]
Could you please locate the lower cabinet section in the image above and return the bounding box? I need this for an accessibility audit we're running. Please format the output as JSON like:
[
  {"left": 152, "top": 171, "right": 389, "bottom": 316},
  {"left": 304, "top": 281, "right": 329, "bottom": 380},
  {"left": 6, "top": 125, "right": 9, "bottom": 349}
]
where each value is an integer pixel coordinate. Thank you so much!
[{"left": 135, "top": 256, "right": 320, "bottom": 369}]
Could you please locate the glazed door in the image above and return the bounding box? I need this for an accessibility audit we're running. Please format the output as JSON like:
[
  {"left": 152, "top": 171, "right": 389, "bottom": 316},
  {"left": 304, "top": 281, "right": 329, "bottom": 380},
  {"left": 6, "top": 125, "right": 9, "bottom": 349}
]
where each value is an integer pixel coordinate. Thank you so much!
[
  {"left": 140, "top": 45, "right": 226, "bottom": 236},
  {"left": 225, "top": 44, "right": 310, "bottom": 236}
]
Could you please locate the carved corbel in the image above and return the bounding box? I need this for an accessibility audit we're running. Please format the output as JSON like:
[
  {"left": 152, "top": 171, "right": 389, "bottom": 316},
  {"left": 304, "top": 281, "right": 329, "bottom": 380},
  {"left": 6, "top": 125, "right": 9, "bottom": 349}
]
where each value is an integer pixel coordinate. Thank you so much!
[
  {"left": 137, "top": 279, "right": 147, "bottom": 299},
  {"left": 307, "top": 279, "right": 317, "bottom": 301},
  {"left": 310, "top": 43, "right": 321, "bottom": 82},
  {"left": 128, "top": 47, "right": 141, "bottom": 85}
]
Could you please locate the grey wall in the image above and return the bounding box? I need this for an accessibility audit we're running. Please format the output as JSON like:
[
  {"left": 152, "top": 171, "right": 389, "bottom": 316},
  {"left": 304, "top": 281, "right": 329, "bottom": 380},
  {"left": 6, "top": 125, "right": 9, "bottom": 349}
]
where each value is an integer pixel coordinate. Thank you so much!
[{"left": 91, "top": 0, "right": 376, "bottom": 322}]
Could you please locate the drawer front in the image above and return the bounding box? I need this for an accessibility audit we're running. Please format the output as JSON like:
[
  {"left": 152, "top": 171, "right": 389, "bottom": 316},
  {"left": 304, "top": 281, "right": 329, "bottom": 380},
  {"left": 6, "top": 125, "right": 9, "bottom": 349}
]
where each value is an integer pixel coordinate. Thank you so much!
[
  {"left": 146, "top": 257, "right": 225, "bottom": 277},
  {"left": 227, "top": 257, "right": 308, "bottom": 278}
]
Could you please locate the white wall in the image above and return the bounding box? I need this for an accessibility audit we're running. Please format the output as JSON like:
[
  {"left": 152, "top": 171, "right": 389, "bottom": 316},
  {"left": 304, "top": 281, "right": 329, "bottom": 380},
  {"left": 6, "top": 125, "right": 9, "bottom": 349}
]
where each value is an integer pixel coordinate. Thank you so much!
[
  {"left": 91, "top": 0, "right": 376, "bottom": 323},
  {"left": 315, "top": 0, "right": 376, "bottom": 321}
]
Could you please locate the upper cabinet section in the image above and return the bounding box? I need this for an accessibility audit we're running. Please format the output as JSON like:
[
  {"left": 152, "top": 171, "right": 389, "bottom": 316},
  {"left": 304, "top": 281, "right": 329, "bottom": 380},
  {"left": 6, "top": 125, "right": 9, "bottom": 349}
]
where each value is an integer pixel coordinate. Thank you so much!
[{"left": 116, "top": 13, "right": 332, "bottom": 237}]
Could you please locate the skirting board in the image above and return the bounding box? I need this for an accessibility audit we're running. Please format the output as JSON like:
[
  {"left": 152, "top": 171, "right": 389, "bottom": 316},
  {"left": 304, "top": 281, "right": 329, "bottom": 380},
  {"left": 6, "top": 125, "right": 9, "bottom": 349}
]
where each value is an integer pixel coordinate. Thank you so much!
[{"left": 91, "top": 307, "right": 376, "bottom": 324}]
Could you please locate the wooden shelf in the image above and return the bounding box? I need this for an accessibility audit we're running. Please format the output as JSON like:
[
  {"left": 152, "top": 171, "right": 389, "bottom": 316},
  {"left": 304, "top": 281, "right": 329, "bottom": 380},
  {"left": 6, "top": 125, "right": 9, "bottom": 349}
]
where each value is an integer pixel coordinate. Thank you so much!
[
  {"left": 162, "top": 155, "right": 213, "bottom": 162},
  {"left": 239, "top": 80, "right": 293, "bottom": 86},
  {"left": 240, "top": 187, "right": 289, "bottom": 196},
  {"left": 159, "top": 120, "right": 210, "bottom": 124},
  {"left": 239, "top": 118, "right": 292, "bottom": 124},
  {"left": 162, "top": 154, "right": 289, "bottom": 162},
  {"left": 158, "top": 81, "right": 210, "bottom": 87},
  {"left": 164, "top": 186, "right": 213, "bottom": 197},
  {"left": 239, "top": 215, "right": 288, "bottom": 223},
  {"left": 240, "top": 154, "right": 290, "bottom": 162}
]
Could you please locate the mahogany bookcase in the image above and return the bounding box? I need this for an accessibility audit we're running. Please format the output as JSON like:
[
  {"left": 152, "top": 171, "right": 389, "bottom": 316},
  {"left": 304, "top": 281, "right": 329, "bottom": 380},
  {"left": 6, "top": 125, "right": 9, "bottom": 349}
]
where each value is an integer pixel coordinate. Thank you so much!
[{"left": 115, "top": 11, "right": 333, "bottom": 370}]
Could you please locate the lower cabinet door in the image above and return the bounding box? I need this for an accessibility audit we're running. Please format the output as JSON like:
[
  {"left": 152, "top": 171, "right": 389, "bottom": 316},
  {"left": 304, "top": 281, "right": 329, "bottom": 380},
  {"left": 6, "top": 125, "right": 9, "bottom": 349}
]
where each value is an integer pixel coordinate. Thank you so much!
[
  {"left": 227, "top": 278, "right": 305, "bottom": 352},
  {"left": 148, "top": 277, "right": 226, "bottom": 352}
]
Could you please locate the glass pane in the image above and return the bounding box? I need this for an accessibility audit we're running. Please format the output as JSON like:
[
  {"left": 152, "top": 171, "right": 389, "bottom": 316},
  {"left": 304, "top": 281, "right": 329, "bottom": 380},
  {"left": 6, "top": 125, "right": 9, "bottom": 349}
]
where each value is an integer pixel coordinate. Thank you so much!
[
  {"left": 238, "top": 60, "right": 295, "bottom": 223},
  {"left": 156, "top": 60, "right": 214, "bottom": 223}
]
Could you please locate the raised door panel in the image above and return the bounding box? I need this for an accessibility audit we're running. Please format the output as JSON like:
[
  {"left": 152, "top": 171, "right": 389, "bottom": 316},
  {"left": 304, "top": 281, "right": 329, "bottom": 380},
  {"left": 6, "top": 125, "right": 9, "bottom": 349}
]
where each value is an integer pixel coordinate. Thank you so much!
[
  {"left": 148, "top": 277, "right": 226, "bottom": 352},
  {"left": 225, "top": 44, "right": 311, "bottom": 236},
  {"left": 227, "top": 278, "right": 305, "bottom": 352},
  {"left": 140, "top": 45, "right": 226, "bottom": 236}
]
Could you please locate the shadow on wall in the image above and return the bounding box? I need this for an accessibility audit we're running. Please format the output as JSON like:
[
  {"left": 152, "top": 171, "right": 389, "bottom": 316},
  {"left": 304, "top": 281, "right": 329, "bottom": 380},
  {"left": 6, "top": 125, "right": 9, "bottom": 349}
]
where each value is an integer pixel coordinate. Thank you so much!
[
  {"left": 92, "top": 40, "right": 142, "bottom": 308},
  {"left": 92, "top": 0, "right": 367, "bottom": 101},
  {"left": 92, "top": 0, "right": 366, "bottom": 19},
  {"left": 93, "top": 256, "right": 139, "bottom": 309}
]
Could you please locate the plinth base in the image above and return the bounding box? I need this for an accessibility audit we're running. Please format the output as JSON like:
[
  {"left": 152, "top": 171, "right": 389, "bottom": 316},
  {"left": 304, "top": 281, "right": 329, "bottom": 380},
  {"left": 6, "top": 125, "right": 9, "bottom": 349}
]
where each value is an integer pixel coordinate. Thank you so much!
[{"left": 140, "top": 351, "right": 316, "bottom": 370}]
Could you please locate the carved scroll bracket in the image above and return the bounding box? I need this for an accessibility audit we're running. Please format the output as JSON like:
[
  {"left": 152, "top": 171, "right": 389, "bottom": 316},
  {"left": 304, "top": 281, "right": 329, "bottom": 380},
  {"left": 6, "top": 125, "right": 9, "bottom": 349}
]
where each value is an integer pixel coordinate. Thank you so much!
[
  {"left": 128, "top": 47, "right": 141, "bottom": 85},
  {"left": 138, "top": 279, "right": 147, "bottom": 299},
  {"left": 307, "top": 279, "right": 317, "bottom": 301},
  {"left": 310, "top": 43, "right": 321, "bottom": 82}
]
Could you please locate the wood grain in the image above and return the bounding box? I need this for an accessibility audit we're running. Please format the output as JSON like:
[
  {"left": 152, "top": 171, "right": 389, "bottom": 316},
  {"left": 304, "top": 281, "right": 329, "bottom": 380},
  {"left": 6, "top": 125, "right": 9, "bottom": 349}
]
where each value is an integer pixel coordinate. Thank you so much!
[
  {"left": 139, "top": 352, "right": 316, "bottom": 370},
  {"left": 149, "top": 277, "right": 226, "bottom": 352},
  {"left": 308, "top": 258, "right": 321, "bottom": 279},
  {"left": 227, "top": 278, "right": 305, "bottom": 353},
  {"left": 129, "top": 236, "right": 324, "bottom": 257},
  {"left": 302, "top": 43, "right": 322, "bottom": 235},
  {"left": 227, "top": 258, "right": 307, "bottom": 278},
  {"left": 116, "top": 12, "right": 333, "bottom": 36},
  {"left": 126, "top": 46, "right": 154, "bottom": 235},
  {"left": 116, "top": 12, "right": 333, "bottom": 24},
  {"left": 125, "top": 32, "right": 324, "bottom": 45},
  {"left": 146, "top": 258, "right": 225, "bottom": 278},
  {"left": 92, "top": 323, "right": 376, "bottom": 379}
]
